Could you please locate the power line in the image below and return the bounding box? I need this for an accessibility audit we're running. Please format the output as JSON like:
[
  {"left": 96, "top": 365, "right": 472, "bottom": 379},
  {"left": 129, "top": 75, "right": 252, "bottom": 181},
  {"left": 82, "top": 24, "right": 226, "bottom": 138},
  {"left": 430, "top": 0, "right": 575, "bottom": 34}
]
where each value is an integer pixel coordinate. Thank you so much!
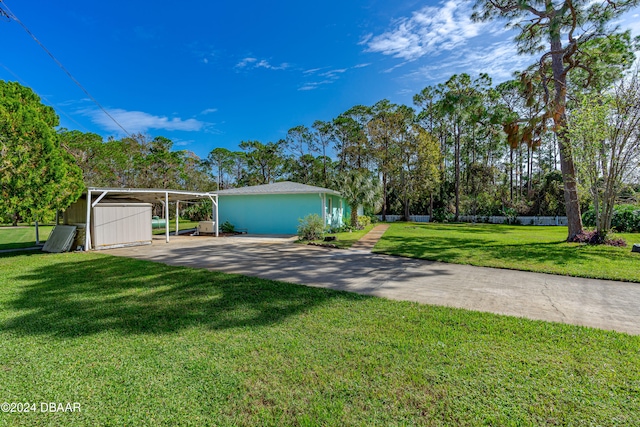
[{"left": 0, "top": 0, "right": 131, "bottom": 137}]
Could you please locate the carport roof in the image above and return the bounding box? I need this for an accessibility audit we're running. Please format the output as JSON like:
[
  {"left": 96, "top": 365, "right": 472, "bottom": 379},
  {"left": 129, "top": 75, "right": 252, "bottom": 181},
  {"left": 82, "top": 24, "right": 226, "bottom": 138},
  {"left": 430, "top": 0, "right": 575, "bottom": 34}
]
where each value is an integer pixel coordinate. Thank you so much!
[
  {"left": 87, "top": 187, "right": 217, "bottom": 204},
  {"left": 216, "top": 181, "right": 341, "bottom": 196}
]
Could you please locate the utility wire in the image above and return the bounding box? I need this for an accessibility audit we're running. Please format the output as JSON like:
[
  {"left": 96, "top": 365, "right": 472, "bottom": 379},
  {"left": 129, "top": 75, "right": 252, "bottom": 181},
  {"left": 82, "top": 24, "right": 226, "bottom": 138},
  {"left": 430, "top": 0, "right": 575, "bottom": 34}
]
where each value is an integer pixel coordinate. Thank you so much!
[{"left": 0, "top": 0, "right": 131, "bottom": 137}]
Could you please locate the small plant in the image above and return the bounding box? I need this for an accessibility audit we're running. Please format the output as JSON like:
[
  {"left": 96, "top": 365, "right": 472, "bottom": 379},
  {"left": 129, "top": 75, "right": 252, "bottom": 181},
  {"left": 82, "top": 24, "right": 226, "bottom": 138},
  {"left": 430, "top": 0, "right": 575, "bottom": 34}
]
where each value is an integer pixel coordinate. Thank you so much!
[
  {"left": 357, "top": 215, "right": 371, "bottom": 228},
  {"left": 220, "top": 221, "right": 236, "bottom": 233},
  {"left": 297, "top": 214, "right": 326, "bottom": 241},
  {"left": 432, "top": 208, "right": 453, "bottom": 223}
]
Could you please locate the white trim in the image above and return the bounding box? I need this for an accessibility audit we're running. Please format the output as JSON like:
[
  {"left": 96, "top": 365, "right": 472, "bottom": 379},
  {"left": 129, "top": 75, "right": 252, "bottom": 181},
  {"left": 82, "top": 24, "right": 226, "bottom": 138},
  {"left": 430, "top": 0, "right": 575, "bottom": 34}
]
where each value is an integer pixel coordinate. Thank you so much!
[
  {"left": 84, "top": 190, "right": 92, "bottom": 251},
  {"left": 175, "top": 200, "right": 180, "bottom": 236},
  {"left": 165, "top": 191, "right": 169, "bottom": 243},
  {"left": 91, "top": 190, "right": 109, "bottom": 208}
]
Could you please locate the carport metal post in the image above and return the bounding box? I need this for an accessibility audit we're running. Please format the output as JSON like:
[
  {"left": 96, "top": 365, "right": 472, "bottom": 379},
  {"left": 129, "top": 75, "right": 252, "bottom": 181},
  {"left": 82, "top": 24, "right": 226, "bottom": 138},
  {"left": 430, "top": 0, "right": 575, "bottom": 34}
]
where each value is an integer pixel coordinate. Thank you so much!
[
  {"left": 84, "top": 190, "right": 91, "bottom": 251},
  {"left": 208, "top": 194, "right": 218, "bottom": 237},
  {"left": 175, "top": 201, "right": 180, "bottom": 236},
  {"left": 165, "top": 191, "right": 169, "bottom": 243}
]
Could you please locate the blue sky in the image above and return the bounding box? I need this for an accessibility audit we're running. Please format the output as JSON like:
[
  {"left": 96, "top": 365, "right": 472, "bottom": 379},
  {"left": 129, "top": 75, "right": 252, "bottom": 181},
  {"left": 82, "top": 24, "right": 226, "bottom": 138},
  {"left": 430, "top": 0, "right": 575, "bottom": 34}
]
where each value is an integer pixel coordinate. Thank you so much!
[{"left": 1, "top": 0, "right": 639, "bottom": 159}]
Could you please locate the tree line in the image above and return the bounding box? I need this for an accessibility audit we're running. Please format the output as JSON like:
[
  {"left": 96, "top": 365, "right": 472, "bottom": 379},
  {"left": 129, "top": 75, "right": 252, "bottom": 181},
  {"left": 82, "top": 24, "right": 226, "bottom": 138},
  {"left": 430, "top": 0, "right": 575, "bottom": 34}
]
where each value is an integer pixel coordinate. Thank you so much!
[{"left": 2, "top": 0, "right": 640, "bottom": 241}]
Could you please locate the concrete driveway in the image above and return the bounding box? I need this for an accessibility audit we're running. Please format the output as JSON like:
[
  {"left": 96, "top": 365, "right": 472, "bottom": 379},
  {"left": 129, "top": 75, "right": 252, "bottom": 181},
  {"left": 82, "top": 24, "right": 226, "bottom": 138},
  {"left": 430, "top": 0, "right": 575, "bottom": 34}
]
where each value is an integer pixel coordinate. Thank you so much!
[{"left": 107, "top": 235, "right": 640, "bottom": 335}]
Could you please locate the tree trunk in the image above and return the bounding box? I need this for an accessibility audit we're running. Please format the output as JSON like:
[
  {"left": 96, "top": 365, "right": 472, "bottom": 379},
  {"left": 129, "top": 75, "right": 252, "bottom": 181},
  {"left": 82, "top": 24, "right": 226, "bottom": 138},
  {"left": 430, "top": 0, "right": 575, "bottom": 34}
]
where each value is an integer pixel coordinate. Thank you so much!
[
  {"left": 351, "top": 204, "right": 359, "bottom": 229},
  {"left": 510, "top": 148, "right": 514, "bottom": 202},
  {"left": 550, "top": 37, "right": 583, "bottom": 240},
  {"left": 454, "top": 125, "right": 460, "bottom": 221},
  {"left": 381, "top": 172, "right": 388, "bottom": 221}
]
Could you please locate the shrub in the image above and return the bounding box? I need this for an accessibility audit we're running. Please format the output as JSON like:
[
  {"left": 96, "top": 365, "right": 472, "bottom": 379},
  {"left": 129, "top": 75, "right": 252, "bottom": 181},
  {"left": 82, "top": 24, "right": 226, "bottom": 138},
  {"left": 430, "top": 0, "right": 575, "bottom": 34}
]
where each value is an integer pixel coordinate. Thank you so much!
[
  {"left": 582, "top": 204, "right": 640, "bottom": 233},
  {"left": 297, "top": 214, "right": 326, "bottom": 241},
  {"left": 220, "top": 221, "right": 235, "bottom": 233},
  {"left": 613, "top": 205, "right": 640, "bottom": 233},
  {"left": 502, "top": 207, "right": 520, "bottom": 225},
  {"left": 357, "top": 215, "right": 371, "bottom": 227},
  {"left": 182, "top": 202, "right": 211, "bottom": 221},
  {"left": 432, "top": 208, "right": 453, "bottom": 223}
]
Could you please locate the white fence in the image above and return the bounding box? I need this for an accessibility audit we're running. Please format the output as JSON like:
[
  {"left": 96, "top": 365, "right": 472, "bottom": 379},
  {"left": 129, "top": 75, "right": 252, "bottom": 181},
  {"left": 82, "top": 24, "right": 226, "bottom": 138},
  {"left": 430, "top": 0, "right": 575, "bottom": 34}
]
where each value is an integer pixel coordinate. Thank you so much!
[
  {"left": 376, "top": 215, "right": 430, "bottom": 222},
  {"left": 377, "top": 215, "right": 568, "bottom": 226}
]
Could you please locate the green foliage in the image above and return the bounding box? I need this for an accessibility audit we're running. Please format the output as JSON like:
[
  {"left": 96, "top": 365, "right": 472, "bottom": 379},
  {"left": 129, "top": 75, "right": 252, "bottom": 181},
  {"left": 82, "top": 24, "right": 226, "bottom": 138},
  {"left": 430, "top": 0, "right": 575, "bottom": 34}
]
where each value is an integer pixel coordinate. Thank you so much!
[
  {"left": 501, "top": 207, "right": 520, "bottom": 225},
  {"left": 220, "top": 220, "right": 236, "bottom": 233},
  {"left": 182, "top": 201, "right": 212, "bottom": 221},
  {"left": 431, "top": 208, "right": 454, "bottom": 223},
  {"left": 297, "top": 213, "right": 326, "bottom": 241},
  {"left": 357, "top": 215, "right": 371, "bottom": 227},
  {"left": 337, "top": 170, "right": 382, "bottom": 229},
  {"left": 0, "top": 81, "right": 83, "bottom": 225},
  {"left": 583, "top": 205, "right": 640, "bottom": 233}
]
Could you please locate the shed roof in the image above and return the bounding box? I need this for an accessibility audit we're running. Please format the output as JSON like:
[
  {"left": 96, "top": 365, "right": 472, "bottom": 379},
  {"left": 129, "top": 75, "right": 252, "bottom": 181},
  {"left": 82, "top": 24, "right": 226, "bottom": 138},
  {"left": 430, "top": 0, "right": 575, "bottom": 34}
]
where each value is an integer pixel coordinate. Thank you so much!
[{"left": 216, "top": 181, "right": 341, "bottom": 196}]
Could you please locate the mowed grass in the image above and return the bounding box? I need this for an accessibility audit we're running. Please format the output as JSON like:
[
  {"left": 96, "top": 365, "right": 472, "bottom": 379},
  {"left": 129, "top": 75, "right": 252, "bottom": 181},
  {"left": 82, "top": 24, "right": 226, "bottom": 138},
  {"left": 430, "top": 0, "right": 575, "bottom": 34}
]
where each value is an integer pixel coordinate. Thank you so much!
[
  {"left": 301, "top": 224, "right": 375, "bottom": 249},
  {"left": 1, "top": 252, "right": 639, "bottom": 426},
  {"left": 0, "top": 226, "right": 53, "bottom": 250},
  {"left": 375, "top": 223, "right": 640, "bottom": 282},
  {"left": 151, "top": 218, "right": 200, "bottom": 235}
]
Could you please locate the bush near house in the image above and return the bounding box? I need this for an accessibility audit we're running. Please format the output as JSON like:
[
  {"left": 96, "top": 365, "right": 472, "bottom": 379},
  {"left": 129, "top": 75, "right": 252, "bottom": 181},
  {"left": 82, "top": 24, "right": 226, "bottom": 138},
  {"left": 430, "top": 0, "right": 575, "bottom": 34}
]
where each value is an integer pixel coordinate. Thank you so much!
[{"left": 297, "top": 214, "right": 326, "bottom": 241}]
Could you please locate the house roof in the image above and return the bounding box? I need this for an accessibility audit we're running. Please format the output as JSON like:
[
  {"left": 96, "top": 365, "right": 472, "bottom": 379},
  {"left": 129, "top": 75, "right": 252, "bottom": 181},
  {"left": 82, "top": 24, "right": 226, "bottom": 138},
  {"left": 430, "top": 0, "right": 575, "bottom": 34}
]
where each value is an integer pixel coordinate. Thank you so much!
[{"left": 216, "top": 181, "right": 341, "bottom": 196}]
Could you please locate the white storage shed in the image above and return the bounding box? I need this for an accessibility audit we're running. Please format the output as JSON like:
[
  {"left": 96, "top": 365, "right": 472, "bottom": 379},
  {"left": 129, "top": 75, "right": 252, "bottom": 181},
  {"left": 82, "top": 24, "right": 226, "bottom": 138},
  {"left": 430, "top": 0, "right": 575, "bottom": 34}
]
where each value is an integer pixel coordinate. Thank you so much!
[{"left": 64, "top": 188, "right": 218, "bottom": 251}]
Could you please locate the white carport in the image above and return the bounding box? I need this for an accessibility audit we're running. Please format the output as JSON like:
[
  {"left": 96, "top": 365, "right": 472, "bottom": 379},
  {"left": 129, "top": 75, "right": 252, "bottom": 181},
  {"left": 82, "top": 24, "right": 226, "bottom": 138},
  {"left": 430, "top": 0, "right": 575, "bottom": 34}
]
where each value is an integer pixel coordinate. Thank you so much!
[{"left": 83, "top": 188, "right": 218, "bottom": 251}]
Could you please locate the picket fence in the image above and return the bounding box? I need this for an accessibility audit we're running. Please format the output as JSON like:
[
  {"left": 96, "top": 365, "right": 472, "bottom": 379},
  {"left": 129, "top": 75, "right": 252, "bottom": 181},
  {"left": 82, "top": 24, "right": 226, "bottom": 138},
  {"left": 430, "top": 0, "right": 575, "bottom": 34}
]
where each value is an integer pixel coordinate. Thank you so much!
[{"left": 376, "top": 215, "right": 568, "bottom": 226}]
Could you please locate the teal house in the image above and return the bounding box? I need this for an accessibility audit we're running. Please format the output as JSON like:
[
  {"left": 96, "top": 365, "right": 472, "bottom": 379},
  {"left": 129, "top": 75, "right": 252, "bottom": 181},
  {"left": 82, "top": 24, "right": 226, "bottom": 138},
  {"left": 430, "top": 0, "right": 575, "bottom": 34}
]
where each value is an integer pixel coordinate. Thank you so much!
[{"left": 217, "top": 181, "right": 349, "bottom": 234}]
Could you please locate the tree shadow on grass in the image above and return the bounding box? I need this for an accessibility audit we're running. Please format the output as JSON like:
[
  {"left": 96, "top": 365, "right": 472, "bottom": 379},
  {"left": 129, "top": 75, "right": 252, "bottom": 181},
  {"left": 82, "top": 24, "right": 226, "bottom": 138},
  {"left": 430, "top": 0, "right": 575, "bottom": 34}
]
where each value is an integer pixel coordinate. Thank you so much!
[
  {"left": 3, "top": 255, "right": 359, "bottom": 338},
  {"left": 377, "top": 234, "right": 596, "bottom": 266},
  {"left": 402, "top": 223, "right": 517, "bottom": 235}
]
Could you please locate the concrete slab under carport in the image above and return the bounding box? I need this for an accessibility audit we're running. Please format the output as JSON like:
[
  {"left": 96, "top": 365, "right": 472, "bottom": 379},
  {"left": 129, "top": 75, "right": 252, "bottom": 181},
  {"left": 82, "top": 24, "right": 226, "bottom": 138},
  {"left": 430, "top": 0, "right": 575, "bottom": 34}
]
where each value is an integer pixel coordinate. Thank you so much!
[{"left": 105, "top": 236, "right": 640, "bottom": 335}]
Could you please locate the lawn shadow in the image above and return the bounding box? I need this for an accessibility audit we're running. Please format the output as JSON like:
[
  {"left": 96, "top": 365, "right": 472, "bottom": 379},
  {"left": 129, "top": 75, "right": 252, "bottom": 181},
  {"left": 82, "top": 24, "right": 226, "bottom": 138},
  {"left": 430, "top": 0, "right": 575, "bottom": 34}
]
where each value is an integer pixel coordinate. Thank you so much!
[
  {"left": 377, "top": 234, "right": 595, "bottom": 266},
  {"left": 3, "top": 255, "right": 359, "bottom": 338}
]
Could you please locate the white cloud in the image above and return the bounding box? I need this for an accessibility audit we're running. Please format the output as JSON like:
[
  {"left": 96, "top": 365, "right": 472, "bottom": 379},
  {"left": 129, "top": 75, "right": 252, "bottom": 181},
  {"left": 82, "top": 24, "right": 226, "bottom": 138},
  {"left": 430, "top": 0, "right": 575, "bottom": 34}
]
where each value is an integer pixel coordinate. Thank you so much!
[
  {"left": 83, "top": 108, "right": 206, "bottom": 134},
  {"left": 200, "top": 108, "right": 218, "bottom": 115},
  {"left": 303, "top": 67, "right": 325, "bottom": 74},
  {"left": 404, "top": 41, "right": 534, "bottom": 83},
  {"left": 297, "top": 80, "right": 335, "bottom": 91},
  {"left": 320, "top": 68, "right": 348, "bottom": 78},
  {"left": 235, "top": 57, "right": 289, "bottom": 70},
  {"left": 298, "top": 63, "right": 372, "bottom": 91},
  {"left": 236, "top": 57, "right": 257, "bottom": 68},
  {"left": 365, "top": 1, "right": 494, "bottom": 61}
]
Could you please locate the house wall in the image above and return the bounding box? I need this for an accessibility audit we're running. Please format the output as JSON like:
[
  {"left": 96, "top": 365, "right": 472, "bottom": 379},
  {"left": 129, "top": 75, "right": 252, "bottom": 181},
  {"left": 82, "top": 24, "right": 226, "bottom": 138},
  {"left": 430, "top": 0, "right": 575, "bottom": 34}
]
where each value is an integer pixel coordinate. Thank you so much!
[{"left": 219, "top": 193, "right": 326, "bottom": 234}]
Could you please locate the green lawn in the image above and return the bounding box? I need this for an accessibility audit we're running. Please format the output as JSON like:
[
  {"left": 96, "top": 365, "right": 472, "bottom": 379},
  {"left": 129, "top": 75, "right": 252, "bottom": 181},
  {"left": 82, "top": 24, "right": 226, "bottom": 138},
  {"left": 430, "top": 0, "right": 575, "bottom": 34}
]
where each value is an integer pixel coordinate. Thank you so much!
[
  {"left": 375, "top": 223, "right": 640, "bottom": 282},
  {"left": 300, "top": 224, "right": 375, "bottom": 249},
  {"left": 0, "top": 225, "right": 53, "bottom": 250},
  {"left": 1, "top": 252, "right": 639, "bottom": 425},
  {"left": 151, "top": 218, "right": 200, "bottom": 235}
]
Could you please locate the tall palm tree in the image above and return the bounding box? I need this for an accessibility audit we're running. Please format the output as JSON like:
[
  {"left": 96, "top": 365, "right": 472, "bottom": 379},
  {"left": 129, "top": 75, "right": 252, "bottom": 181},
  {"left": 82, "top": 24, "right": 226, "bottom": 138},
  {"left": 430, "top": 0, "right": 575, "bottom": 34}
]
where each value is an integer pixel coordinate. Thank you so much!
[{"left": 337, "top": 170, "right": 382, "bottom": 229}]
